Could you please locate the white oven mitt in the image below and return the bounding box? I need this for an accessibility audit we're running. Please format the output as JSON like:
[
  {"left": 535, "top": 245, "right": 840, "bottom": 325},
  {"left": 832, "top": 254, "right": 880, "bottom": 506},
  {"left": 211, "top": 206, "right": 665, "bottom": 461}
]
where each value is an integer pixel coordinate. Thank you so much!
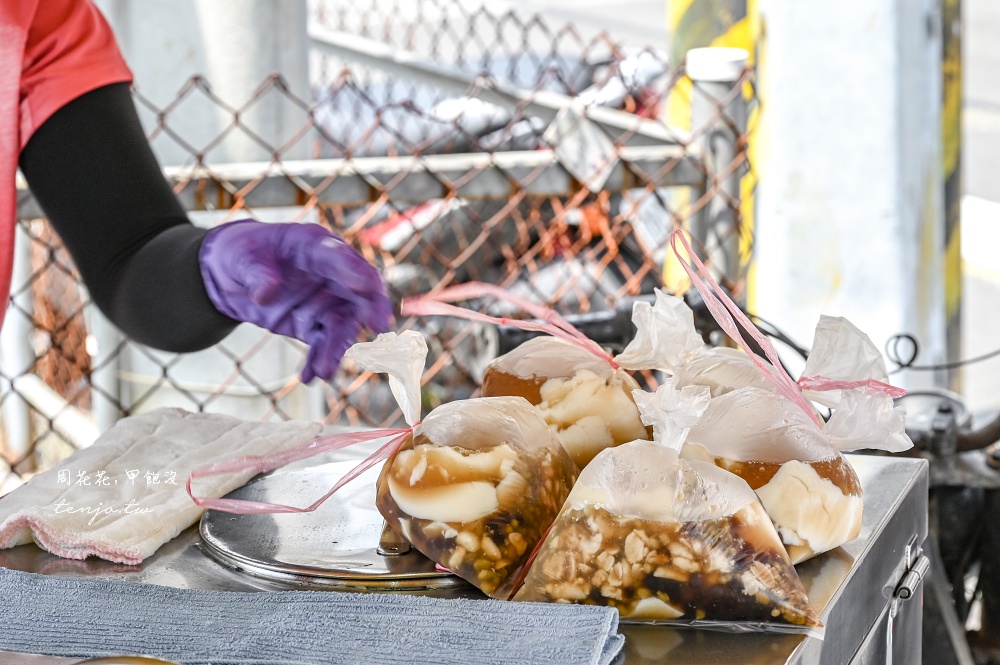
[{"left": 0, "top": 408, "right": 321, "bottom": 565}]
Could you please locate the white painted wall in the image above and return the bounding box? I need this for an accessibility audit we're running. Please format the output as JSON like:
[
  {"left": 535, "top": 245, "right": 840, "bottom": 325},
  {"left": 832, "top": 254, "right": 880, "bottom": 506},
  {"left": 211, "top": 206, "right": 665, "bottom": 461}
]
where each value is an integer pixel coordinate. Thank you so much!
[{"left": 753, "top": 0, "right": 945, "bottom": 389}]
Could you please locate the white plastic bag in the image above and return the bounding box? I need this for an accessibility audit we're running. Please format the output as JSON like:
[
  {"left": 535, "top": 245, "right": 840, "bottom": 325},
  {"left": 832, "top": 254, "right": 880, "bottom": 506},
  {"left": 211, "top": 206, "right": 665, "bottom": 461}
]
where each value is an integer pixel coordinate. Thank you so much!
[
  {"left": 616, "top": 289, "right": 778, "bottom": 397},
  {"left": 374, "top": 395, "right": 578, "bottom": 599},
  {"left": 682, "top": 387, "right": 871, "bottom": 563},
  {"left": 346, "top": 331, "right": 580, "bottom": 600},
  {"left": 513, "top": 438, "right": 822, "bottom": 632},
  {"left": 514, "top": 382, "right": 823, "bottom": 634},
  {"left": 616, "top": 289, "right": 903, "bottom": 410},
  {"left": 798, "top": 315, "right": 895, "bottom": 408}
]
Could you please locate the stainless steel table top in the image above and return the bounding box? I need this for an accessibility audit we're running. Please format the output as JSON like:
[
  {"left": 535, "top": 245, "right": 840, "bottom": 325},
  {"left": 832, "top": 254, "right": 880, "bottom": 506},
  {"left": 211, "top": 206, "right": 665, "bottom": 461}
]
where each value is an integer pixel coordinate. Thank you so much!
[{"left": 0, "top": 454, "right": 929, "bottom": 665}]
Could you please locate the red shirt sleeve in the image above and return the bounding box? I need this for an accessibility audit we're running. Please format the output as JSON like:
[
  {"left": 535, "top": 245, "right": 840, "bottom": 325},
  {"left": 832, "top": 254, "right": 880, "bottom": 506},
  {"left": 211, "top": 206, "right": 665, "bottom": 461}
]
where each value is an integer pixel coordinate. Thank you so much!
[{"left": 19, "top": 0, "right": 133, "bottom": 150}]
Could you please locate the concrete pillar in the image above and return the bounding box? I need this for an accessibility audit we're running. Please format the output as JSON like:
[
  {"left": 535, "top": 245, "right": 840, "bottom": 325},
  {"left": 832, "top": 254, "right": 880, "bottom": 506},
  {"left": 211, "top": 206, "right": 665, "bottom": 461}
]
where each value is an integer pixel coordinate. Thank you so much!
[{"left": 752, "top": 0, "right": 945, "bottom": 390}]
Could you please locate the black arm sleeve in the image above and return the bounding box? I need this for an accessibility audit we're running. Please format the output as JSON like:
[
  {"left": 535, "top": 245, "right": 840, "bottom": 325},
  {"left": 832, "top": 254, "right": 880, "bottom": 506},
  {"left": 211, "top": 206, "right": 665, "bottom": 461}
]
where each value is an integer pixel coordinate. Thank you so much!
[{"left": 18, "top": 82, "right": 238, "bottom": 352}]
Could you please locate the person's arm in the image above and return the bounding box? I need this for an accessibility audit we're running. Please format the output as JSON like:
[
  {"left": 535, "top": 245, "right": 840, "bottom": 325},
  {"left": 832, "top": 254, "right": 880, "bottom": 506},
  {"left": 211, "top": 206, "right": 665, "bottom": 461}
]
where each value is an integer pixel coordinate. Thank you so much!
[
  {"left": 18, "top": 82, "right": 238, "bottom": 352},
  {"left": 19, "top": 81, "right": 393, "bottom": 381}
]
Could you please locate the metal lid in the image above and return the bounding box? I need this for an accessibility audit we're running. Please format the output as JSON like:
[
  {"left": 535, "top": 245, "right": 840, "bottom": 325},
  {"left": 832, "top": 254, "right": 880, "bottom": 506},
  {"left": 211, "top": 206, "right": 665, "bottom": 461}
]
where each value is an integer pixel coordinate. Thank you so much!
[{"left": 199, "top": 459, "right": 465, "bottom": 591}]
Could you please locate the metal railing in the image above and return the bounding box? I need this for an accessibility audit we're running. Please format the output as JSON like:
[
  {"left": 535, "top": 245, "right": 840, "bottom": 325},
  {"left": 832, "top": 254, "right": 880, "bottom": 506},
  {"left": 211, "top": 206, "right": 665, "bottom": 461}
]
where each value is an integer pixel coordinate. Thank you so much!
[{"left": 2, "top": 1, "right": 752, "bottom": 488}]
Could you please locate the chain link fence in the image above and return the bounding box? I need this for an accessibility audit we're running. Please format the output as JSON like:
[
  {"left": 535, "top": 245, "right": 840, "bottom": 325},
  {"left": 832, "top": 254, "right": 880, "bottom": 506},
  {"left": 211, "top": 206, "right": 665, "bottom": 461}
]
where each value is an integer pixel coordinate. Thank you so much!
[{"left": 3, "top": 0, "right": 753, "bottom": 490}]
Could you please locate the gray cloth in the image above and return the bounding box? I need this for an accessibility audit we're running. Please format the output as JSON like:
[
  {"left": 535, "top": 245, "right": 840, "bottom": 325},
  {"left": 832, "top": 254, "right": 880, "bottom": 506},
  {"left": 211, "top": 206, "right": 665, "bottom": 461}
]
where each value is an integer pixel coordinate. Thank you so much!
[{"left": 0, "top": 568, "right": 624, "bottom": 665}]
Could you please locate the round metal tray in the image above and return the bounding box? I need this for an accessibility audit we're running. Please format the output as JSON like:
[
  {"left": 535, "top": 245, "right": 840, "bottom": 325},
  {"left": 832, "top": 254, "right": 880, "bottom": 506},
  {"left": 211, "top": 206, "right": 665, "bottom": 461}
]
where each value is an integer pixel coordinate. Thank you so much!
[{"left": 199, "top": 460, "right": 465, "bottom": 591}]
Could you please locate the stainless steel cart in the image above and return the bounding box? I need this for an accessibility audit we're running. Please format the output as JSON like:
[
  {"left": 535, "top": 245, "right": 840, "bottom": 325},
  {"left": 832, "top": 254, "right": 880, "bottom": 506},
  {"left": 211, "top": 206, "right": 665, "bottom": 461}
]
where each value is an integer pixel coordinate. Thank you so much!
[{"left": 0, "top": 454, "right": 928, "bottom": 664}]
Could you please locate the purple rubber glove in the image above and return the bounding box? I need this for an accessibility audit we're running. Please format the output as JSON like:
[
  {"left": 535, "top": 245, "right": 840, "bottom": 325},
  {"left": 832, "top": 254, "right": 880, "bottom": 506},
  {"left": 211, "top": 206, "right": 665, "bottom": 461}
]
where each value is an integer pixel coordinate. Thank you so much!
[{"left": 199, "top": 220, "right": 393, "bottom": 383}]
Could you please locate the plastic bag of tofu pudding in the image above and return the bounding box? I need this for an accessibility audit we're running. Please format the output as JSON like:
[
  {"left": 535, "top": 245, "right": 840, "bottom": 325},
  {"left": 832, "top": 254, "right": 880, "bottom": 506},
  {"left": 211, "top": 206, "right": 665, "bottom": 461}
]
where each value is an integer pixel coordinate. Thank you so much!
[
  {"left": 682, "top": 385, "right": 911, "bottom": 564},
  {"left": 375, "top": 395, "right": 578, "bottom": 599},
  {"left": 480, "top": 336, "right": 650, "bottom": 469},
  {"left": 658, "top": 230, "right": 912, "bottom": 564},
  {"left": 402, "top": 282, "right": 650, "bottom": 469},
  {"left": 344, "top": 328, "right": 579, "bottom": 599},
  {"left": 513, "top": 382, "right": 824, "bottom": 636}
]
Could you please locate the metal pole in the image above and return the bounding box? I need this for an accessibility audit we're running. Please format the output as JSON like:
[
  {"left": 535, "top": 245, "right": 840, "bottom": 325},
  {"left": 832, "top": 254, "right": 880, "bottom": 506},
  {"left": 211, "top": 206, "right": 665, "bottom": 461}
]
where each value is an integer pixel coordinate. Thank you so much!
[
  {"left": 194, "top": 0, "right": 311, "bottom": 163},
  {"left": 941, "top": 0, "right": 962, "bottom": 391},
  {"left": 16, "top": 146, "right": 705, "bottom": 219},
  {"left": 0, "top": 224, "right": 35, "bottom": 460},
  {"left": 686, "top": 47, "right": 749, "bottom": 290},
  {"left": 87, "top": 304, "right": 122, "bottom": 433},
  {"left": 10, "top": 374, "right": 99, "bottom": 449}
]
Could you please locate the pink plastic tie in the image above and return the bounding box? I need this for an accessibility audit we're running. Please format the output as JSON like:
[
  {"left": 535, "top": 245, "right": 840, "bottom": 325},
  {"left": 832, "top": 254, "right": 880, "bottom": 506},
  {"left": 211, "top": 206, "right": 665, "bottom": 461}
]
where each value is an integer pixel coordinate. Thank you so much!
[
  {"left": 669, "top": 230, "right": 822, "bottom": 426},
  {"left": 797, "top": 375, "right": 907, "bottom": 398},
  {"left": 187, "top": 428, "right": 411, "bottom": 514},
  {"left": 401, "top": 281, "right": 618, "bottom": 369}
]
